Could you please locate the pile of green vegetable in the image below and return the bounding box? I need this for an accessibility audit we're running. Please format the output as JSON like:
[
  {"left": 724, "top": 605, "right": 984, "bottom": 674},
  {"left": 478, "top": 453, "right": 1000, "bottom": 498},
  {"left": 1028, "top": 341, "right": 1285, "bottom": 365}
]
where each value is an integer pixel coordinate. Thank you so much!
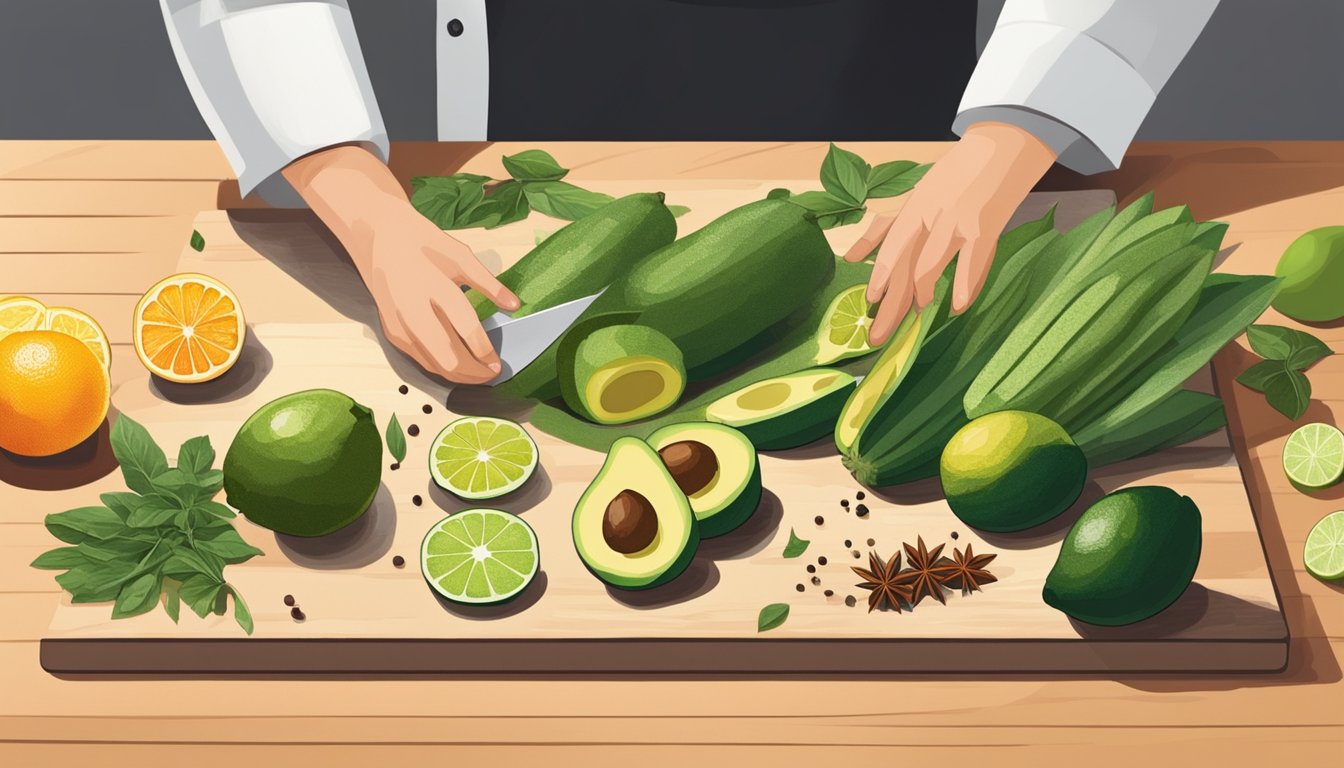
[{"left": 838, "top": 194, "right": 1278, "bottom": 485}]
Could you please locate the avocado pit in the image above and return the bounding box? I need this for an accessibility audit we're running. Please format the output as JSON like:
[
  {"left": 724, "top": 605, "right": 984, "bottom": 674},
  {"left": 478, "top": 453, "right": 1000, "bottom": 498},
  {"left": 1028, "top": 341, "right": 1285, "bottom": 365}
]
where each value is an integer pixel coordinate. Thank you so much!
[
  {"left": 603, "top": 489, "right": 659, "bottom": 554},
  {"left": 658, "top": 440, "right": 718, "bottom": 495}
]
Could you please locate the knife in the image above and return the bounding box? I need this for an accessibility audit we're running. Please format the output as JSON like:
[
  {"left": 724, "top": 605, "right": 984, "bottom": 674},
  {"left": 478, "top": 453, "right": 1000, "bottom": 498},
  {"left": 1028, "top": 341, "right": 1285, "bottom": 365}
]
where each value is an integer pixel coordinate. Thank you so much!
[{"left": 480, "top": 289, "right": 606, "bottom": 385}]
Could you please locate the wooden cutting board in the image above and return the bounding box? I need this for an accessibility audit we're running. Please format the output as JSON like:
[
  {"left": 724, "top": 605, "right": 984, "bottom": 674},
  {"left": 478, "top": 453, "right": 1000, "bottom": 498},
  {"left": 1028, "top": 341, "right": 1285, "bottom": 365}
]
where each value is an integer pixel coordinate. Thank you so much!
[{"left": 39, "top": 186, "right": 1288, "bottom": 675}]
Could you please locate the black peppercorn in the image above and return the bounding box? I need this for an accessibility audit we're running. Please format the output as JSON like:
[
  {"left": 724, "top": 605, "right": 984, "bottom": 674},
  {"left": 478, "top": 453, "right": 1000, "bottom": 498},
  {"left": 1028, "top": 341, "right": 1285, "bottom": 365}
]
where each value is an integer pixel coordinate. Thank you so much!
[
  {"left": 392, "top": 555, "right": 405, "bottom": 568},
  {"left": 422, "top": 404, "right": 432, "bottom": 414},
  {"left": 283, "top": 594, "right": 295, "bottom": 607},
  {"left": 852, "top": 550, "right": 861, "bottom": 559},
  {"left": 817, "top": 556, "right": 828, "bottom": 566},
  {"left": 796, "top": 583, "right": 805, "bottom": 592},
  {"left": 408, "top": 424, "right": 420, "bottom": 437},
  {"left": 855, "top": 504, "right": 869, "bottom": 518},
  {"left": 856, "top": 491, "right": 866, "bottom": 500},
  {"left": 398, "top": 384, "right": 409, "bottom": 395},
  {"left": 390, "top": 462, "right": 400, "bottom": 471},
  {"left": 290, "top": 607, "right": 306, "bottom": 621},
  {"left": 814, "top": 515, "right": 824, "bottom": 525},
  {"left": 843, "top": 539, "right": 852, "bottom": 548},
  {"left": 824, "top": 589, "right": 834, "bottom": 597},
  {"left": 806, "top": 564, "right": 816, "bottom": 573},
  {"left": 866, "top": 538, "right": 875, "bottom": 547},
  {"left": 951, "top": 531, "right": 960, "bottom": 540},
  {"left": 840, "top": 499, "right": 850, "bottom": 508},
  {"left": 810, "top": 576, "right": 821, "bottom": 586},
  {"left": 845, "top": 595, "right": 857, "bottom": 607},
  {"left": 412, "top": 495, "right": 423, "bottom": 506}
]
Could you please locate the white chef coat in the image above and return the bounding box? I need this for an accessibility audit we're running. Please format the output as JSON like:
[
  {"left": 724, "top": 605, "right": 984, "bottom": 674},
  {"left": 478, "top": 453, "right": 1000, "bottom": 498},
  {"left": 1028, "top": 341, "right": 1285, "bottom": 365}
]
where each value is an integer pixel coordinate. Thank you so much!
[{"left": 161, "top": 0, "right": 1219, "bottom": 207}]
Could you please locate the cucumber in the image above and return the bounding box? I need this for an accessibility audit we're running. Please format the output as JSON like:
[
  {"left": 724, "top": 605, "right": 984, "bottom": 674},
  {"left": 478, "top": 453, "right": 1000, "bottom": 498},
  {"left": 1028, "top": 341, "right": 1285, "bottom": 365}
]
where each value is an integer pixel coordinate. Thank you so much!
[
  {"left": 707, "top": 368, "right": 856, "bottom": 450},
  {"left": 559, "top": 324, "right": 686, "bottom": 425},
  {"left": 508, "top": 199, "right": 836, "bottom": 399},
  {"left": 468, "top": 192, "right": 676, "bottom": 319}
]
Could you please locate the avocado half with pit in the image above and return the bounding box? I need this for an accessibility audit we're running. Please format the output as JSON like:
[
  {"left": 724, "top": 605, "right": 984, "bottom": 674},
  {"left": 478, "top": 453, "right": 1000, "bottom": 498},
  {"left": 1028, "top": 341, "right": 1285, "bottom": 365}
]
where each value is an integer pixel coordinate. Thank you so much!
[
  {"left": 572, "top": 436, "right": 700, "bottom": 589},
  {"left": 648, "top": 422, "right": 761, "bottom": 538},
  {"left": 559, "top": 323, "right": 686, "bottom": 425},
  {"left": 705, "top": 368, "right": 857, "bottom": 450}
]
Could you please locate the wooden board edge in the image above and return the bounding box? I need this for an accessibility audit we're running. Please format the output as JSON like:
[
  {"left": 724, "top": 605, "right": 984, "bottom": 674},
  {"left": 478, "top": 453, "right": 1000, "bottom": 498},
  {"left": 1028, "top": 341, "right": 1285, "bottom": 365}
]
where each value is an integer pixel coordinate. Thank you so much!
[{"left": 40, "top": 636, "right": 1290, "bottom": 677}]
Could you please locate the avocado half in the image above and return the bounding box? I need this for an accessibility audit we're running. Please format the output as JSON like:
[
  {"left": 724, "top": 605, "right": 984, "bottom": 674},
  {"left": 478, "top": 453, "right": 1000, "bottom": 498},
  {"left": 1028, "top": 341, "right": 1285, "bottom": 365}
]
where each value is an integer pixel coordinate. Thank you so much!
[
  {"left": 648, "top": 422, "right": 761, "bottom": 538},
  {"left": 705, "top": 368, "right": 857, "bottom": 450},
  {"left": 572, "top": 436, "right": 700, "bottom": 589}
]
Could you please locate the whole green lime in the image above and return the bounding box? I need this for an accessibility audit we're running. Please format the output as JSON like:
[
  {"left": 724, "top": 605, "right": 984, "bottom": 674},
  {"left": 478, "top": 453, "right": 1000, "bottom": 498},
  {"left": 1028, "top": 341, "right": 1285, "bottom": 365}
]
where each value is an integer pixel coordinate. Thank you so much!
[
  {"left": 1272, "top": 226, "right": 1344, "bottom": 322},
  {"left": 224, "top": 389, "right": 382, "bottom": 537},
  {"left": 1043, "top": 486, "right": 1201, "bottom": 626},
  {"left": 940, "top": 410, "right": 1087, "bottom": 532}
]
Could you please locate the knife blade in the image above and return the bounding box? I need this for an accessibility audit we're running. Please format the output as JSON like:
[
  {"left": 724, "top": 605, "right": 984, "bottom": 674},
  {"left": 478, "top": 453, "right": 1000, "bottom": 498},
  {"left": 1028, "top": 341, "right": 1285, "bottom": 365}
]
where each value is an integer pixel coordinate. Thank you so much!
[{"left": 481, "top": 289, "right": 605, "bottom": 385}]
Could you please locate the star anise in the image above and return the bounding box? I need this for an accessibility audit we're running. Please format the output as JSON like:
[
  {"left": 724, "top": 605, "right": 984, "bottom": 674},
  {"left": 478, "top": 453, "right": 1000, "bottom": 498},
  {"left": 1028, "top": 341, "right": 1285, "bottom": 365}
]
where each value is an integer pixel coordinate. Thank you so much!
[
  {"left": 892, "top": 536, "right": 948, "bottom": 607},
  {"left": 851, "top": 550, "right": 913, "bottom": 613},
  {"left": 935, "top": 544, "right": 998, "bottom": 594}
]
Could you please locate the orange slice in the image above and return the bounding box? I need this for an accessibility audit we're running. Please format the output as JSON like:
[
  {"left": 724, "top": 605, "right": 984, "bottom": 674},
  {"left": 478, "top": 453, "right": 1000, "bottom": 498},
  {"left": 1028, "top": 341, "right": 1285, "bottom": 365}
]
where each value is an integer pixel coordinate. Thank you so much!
[
  {"left": 44, "top": 306, "right": 111, "bottom": 369},
  {"left": 134, "top": 273, "right": 245, "bottom": 383},
  {"left": 0, "top": 295, "right": 48, "bottom": 341}
]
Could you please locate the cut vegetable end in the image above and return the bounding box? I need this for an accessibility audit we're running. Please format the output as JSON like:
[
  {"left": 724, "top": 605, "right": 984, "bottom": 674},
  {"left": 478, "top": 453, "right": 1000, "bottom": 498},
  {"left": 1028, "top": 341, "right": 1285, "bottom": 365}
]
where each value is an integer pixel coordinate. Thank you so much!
[
  {"left": 586, "top": 358, "right": 684, "bottom": 424},
  {"left": 835, "top": 310, "right": 921, "bottom": 452}
]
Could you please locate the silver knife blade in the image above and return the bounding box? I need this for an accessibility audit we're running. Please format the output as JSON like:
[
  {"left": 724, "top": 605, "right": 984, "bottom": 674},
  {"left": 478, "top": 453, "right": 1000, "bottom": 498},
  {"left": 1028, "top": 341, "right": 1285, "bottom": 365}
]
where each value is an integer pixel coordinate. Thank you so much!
[{"left": 481, "top": 289, "right": 606, "bottom": 385}]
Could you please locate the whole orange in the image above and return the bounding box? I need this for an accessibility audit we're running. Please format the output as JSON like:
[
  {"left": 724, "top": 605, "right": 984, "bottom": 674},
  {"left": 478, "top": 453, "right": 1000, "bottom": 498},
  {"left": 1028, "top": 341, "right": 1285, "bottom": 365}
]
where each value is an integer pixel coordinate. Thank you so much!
[{"left": 0, "top": 331, "right": 110, "bottom": 457}]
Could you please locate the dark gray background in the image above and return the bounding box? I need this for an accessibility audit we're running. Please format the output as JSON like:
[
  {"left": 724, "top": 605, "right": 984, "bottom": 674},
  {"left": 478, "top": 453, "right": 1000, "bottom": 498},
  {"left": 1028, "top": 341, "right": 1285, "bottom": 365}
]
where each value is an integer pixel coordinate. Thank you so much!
[{"left": 2, "top": 0, "right": 1340, "bottom": 141}]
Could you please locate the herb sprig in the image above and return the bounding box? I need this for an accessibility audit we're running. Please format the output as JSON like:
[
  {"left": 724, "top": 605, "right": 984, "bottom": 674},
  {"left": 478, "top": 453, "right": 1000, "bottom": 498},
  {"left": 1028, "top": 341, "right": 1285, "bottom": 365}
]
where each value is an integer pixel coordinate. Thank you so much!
[
  {"left": 770, "top": 143, "right": 930, "bottom": 229},
  {"left": 31, "top": 416, "right": 262, "bottom": 633},
  {"left": 412, "top": 149, "right": 689, "bottom": 231},
  {"left": 1236, "top": 324, "right": 1333, "bottom": 419}
]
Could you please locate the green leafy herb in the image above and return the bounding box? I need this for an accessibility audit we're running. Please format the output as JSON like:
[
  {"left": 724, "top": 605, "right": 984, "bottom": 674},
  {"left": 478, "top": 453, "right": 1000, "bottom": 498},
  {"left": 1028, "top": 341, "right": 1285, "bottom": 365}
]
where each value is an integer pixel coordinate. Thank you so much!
[
  {"left": 386, "top": 413, "right": 407, "bottom": 463},
  {"left": 1236, "top": 324, "right": 1332, "bottom": 420},
  {"left": 782, "top": 528, "right": 810, "bottom": 559},
  {"left": 866, "top": 160, "right": 930, "bottom": 199},
  {"left": 189, "top": 230, "right": 205, "bottom": 252},
  {"left": 820, "top": 143, "right": 870, "bottom": 207},
  {"left": 775, "top": 144, "right": 927, "bottom": 230},
  {"left": 412, "top": 149, "right": 687, "bottom": 230},
  {"left": 757, "top": 603, "right": 790, "bottom": 632},
  {"left": 32, "top": 416, "right": 262, "bottom": 634}
]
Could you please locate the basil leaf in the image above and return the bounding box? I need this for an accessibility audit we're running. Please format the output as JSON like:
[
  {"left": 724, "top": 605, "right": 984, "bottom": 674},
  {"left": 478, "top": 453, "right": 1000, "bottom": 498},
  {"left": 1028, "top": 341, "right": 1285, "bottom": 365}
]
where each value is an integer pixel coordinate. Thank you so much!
[
  {"left": 31, "top": 547, "right": 90, "bottom": 570},
  {"left": 814, "top": 208, "right": 866, "bottom": 230},
  {"left": 786, "top": 190, "right": 852, "bottom": 214},
  {"left": 100, "top": 491, "right": 149, "bottom": 521},
  {"left": 163, "top": 547, "right": 224, "bottom": 581},
  {"left": 163, "top": 578, "right": 182, "bottom": 623},
  {"left": 867, "top": 160, "right": 929, "bottom": 198},
  {"left": 126, "top": 497, "right": 183, "bottom": 529},
  {"left": 150, "top": 468, "right": 204, "bottom": 508},
  {"left": 782, "top": 529, "right": 810, "bottom": 558},
  {"left": 176, "top": 435, "right": 215, "bottom": 478},
  {"left": 757, "top": 603, "right": 790, "bottom": 633},
  {"left": 229, "top": 586, "right": 254, "bottom": 635},
  {"left": 112, "top": 571, "right": 162, "bottom": 619},
  {"left": 524, "top": 181, "right": 614, "bottom": 221},
  {"left": 385, "top": 413, "right": 407, "bottom": 463},
  {"left": 191, "top": 500, "right": 237, "bottom": 521},
  {"left": 180, "top": 574, "right": 225, "bottom": 619},
  {"left": 1247, "top": 324, "right": 1296, "bottom": 360},
  {"left": 1264, "top": 368, "right": 1311, "bottom": 420},
  {"left": 1236, "top": 359, "right": 1289, "bottom": 393},
  {"left": 79, "top": 537, "right": 156, "bottom": 562},
  {"left": 189, "top": 230, "right": 205, "bottom": 252},
  {"left": 45, "top": 506, "right": 128, "bottom": 544},
  {"left": 59, "top": 559, "right": 138, "bottom": 603},
  {"left": 110, "top": 415, "right": 169, "bottom": 494},
  {"left": 501, "top": 149, "right": 568, "bottom": 182},
  {"left": 195, "top": 528, "right": 264, "bottom": 565},
  {"left": 411, "top": 175, "right": 491, "bottom": 229},
  {"left": 467, "top": 180, "right": 530, "bottom": 230},
  {"left": 820, "top": 143, "right": 870, "bottom": 207}
]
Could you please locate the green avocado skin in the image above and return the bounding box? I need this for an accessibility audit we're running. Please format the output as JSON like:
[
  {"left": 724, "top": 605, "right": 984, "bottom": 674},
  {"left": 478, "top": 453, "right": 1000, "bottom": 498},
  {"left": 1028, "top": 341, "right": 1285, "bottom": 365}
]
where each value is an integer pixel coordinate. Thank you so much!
[
  {"left": 469, "top": 192, "right": 676, "bottom": 319},
  {"left": 508, "top": 198, "right": 836, "bottom": 400},
  {"left": 560, "top": 323, "right": 686, "bottom": 424},
  {"left": 223, "top": 389, "right": 382, "bottom": 538},
  {"left": 736, "top": 380, "right": 855, "bottom": 451},
  {"left": 1043, "top": 486, "right": 1202, "bottom": 626}
]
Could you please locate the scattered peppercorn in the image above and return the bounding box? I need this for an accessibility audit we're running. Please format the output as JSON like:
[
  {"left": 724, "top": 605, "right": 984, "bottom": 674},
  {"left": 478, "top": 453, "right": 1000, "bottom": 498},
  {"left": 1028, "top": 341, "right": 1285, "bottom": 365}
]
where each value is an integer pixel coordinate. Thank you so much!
[
  {"left": 283, "top": 595, "right": 295, "bottom": 607},
  {"left": 818, "top": 556, "right": 828, "bottom": 566},
  {"left": 422, "top": 404, "right": 433, "bottom": 414},
  {"left": 866, "top": 538, "right": 875, "bottom": 547},
  {"left": 392, "top": 555, "right": 406, "bottom": 568},
  {"left": 845, "top": 595, "right": 857, "bottom": 607},
  {"left": 840, "top": 499, "right": 850, "bottom": 508},
  {"left": 811, "top": 576, "right": 821, "bottom": 586},
  {"left": 824, "top": 589, "right": 834, "bottom": 597},
  {"left": 412, "top": 495, "right": 423, "bottom": 507},
  {"left": 408, "top": 424, "right": 420, "bottom": 437},
  {"left": 390, "top": 462, "right": 400, "bottom": 471},
  {"left": 951, "top": 531, "right": 960, "bottom": 540},
  {"left": 855, "top": 504, "right": 869, "bottom": 518},
  {"left": 844, "top": 539, "right": 852, "bottom": 548},
  {"left": 796, "top": 583, "right": 806, "bottom": 592},
  {"left": 398, "top": 384, "right": 409, "bottom": 395},
  {"left": 290, "top": 607, "right": 306, "bottom": 621},
  {"left": 856, "top": 491, "right": 866, "bottom": 500},
  {"left": 806, "top": 564, "right": 816, "bottom": 574},
  {"left": 852, "top": 550, "right": 861, "bottom": 559},
  {"left": 814, "top": 515, "right": 824, "bottom": 525}
]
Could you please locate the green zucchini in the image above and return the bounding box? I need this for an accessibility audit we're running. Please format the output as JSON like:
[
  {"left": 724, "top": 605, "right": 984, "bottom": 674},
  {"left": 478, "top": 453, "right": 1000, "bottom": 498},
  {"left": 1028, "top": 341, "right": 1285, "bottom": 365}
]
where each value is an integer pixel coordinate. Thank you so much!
[
  {"left": 468, "top": 192, "right": 676, "bottom": 319},
  {"left": 707, "top": 368, "right": 856, "bottom": 450},
  {"left": 559, "top": 324, "right": 686, "bottom": 425},
  {"left": 508, "top": 198, "right": 836, "bottom": 399}
]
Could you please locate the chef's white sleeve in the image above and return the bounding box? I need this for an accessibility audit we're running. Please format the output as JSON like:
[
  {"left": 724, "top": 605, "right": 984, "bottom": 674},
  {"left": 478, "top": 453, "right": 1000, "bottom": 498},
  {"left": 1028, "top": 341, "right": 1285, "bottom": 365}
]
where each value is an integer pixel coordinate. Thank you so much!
[
  {"left": 160, "top": 0, "right": 389, "bottom": 206},
  {"left": 954, "top": 0, "right": 1219, "bottom": 174}
]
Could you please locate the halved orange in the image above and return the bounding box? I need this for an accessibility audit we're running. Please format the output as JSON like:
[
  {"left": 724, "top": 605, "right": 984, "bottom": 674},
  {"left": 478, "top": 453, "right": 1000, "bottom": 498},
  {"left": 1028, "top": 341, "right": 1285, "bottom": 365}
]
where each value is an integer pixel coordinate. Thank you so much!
[
  {"left": 133, "top": 273, "right": 245, "bottom": 383},
  {"left": 0, "top": 296, "right": 47, "bottom": 340},
  {"left": 44, "top": 306, "right": 110, "bottom": 369}
]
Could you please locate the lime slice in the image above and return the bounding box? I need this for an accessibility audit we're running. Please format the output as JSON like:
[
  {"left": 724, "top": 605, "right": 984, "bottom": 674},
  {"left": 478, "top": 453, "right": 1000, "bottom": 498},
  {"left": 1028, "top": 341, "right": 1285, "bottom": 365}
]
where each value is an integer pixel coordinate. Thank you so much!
[
  {"left": 421, "top": 509, "right": 539, "bottom": 604},
  {"left": 1304, "top": 510, "right": 1344, "bottom": 581},
  {"left": 814, "top": 284, "right": 877, "bottom": 365},
  {"left": 429, "top": 416, "right": 538, "bottom": 499},
  {"left": 1282, "top": 422, "right": 1344, "bottom": 490}
]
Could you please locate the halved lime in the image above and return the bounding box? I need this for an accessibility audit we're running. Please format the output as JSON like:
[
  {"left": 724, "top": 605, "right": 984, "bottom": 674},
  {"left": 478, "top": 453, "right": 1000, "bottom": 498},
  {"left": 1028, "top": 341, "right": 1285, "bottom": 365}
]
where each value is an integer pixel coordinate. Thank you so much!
[
  {"left": 429, "top": 416, "right": 538, "bottom": 499},
  {"left": 421, "top": 509, "right": 539, "bottom": 604},
  {"left": 1282, "top": 423, "right": 1344, "bottom": 490},
  {"left": 1304, "top": 510, "right": 1344, "bottom": 581},
  {"left": 814, "top": 284, "right": 877, "bottom": 365}
]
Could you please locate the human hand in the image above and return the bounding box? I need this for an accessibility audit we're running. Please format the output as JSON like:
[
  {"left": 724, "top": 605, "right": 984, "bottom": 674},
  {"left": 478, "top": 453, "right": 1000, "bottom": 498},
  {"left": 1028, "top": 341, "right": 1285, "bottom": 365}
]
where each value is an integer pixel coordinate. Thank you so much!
[
  {"left": 283, "top": 145, "right": 520, "bottom": 383},
  {"left": 843, "top": 122, "right": 1058, "bottom": 345}
]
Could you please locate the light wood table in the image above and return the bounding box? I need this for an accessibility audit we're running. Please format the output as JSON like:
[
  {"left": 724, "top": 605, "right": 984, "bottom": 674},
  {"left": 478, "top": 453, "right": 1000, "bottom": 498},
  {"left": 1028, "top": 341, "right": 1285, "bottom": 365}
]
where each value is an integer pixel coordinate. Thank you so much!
[{"left": 1, "top": 141, "right": 1341, "bottom": 764}]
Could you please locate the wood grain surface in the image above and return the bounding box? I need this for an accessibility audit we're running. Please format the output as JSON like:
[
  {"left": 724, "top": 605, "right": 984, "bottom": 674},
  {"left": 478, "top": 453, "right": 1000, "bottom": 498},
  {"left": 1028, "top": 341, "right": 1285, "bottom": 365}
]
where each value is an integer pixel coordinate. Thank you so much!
[{"left": 1, "top": 141, "right": 1341, "bottom": 762}]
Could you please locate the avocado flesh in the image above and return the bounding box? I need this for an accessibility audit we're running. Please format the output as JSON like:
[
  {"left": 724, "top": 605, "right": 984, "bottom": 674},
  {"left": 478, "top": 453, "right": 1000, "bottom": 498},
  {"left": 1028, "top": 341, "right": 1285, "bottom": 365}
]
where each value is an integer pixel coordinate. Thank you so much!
[
  {"left": 706, "top": 368, "right": 857, "bottom": 450},
  {"left": 572, "top": 436, "right": 699, "bottom": 589},
  {"left": 649, "top": 422, "right": 761, "bottom": 538}
]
